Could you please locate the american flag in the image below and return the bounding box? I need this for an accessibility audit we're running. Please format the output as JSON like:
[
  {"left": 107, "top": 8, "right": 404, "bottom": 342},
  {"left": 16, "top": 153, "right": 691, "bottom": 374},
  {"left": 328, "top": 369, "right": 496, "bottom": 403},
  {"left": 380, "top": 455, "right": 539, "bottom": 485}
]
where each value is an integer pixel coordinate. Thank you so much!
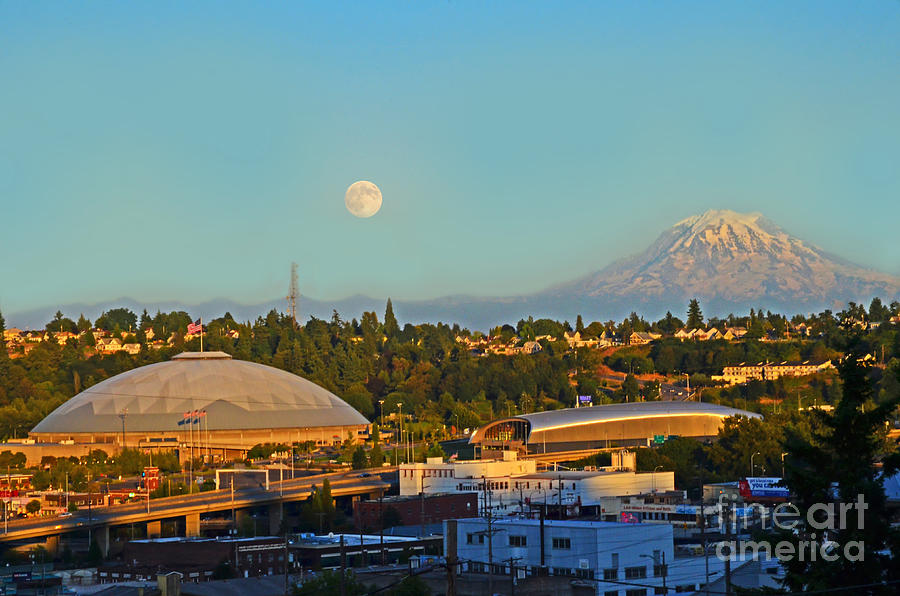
[{"left": 187, "top": 319, "right": 202, "bottom": 335}]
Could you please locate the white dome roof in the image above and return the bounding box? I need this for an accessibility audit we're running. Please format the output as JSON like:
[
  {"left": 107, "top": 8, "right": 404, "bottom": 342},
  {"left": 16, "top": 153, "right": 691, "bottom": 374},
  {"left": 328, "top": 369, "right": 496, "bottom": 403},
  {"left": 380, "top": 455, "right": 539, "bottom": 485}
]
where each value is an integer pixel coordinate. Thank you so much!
[{"left": 31, "top": 352, "right": 369, "bottom": 434}]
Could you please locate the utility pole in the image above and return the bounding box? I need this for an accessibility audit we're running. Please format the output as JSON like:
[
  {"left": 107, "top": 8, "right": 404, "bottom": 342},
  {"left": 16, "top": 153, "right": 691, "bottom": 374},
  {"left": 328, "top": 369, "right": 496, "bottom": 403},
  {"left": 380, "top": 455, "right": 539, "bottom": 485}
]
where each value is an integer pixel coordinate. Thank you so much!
[
  {"left": 419, "top": 474, "right": 430, "bottom": 539},
  {"left": 557, "top": 474, "right": 563, "bottom": 519},
  {"left": 339, "top": 534, "right": 347, "bottom": 596},
  {"left": 286, "top": 262, "right": 300, "bottom": 327},
  {"left": 505, "top": 557, "right": 521, "bottom": 596},
  {"left": 487, "top": 480, "right": 494, "bottom": 596},
  {"left": 283, "top": 531, "right": 290, "bottom": 596},
  {"left": 445, "top": 520, "right": 457, "bottom": 596},
  {"left": 724, "top": 500, "right": 733, "bottom": 595},
  {"left": 379, "top": 494, "right": 385, "bottom": 566}
]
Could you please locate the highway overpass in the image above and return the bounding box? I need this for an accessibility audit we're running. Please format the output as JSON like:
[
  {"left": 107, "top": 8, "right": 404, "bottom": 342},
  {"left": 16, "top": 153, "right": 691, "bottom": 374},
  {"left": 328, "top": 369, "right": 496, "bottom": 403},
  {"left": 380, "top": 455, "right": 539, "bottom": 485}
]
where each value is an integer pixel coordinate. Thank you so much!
[{"left": 0, "top": 469, "right": 390, "bottom": 556}]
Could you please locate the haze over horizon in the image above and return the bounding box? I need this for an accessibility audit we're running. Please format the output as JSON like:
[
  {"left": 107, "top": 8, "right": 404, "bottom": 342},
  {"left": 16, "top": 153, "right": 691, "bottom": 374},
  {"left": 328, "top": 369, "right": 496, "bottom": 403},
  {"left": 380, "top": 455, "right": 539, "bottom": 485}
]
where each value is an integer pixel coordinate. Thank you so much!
[{"left": 2, "top": 2, "right": 899, "bottom": 317}]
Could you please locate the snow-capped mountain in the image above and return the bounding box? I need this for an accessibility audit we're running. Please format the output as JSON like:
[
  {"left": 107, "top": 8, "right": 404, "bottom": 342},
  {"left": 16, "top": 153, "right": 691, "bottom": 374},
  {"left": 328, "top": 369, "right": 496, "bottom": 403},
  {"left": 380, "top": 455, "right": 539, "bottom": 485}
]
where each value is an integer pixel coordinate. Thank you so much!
[{"left": 546, "top": 209, "right": 900, "bottom": 316}]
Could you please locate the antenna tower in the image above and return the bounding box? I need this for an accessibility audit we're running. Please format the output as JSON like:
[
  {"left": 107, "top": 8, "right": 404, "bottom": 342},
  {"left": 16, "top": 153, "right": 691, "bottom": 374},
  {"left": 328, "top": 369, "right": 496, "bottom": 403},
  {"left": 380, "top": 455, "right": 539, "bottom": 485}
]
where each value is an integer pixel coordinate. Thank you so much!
[{"left": 287, "top": 262, "right": 299, "bottom": 327}]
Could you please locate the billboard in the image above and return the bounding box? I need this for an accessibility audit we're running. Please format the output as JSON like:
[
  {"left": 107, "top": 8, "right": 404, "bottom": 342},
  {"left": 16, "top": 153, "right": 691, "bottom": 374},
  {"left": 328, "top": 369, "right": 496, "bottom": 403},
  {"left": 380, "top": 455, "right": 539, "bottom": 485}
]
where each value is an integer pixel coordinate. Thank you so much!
[{"left": 739, "top": 477, "right": 789, "bottom": 500}]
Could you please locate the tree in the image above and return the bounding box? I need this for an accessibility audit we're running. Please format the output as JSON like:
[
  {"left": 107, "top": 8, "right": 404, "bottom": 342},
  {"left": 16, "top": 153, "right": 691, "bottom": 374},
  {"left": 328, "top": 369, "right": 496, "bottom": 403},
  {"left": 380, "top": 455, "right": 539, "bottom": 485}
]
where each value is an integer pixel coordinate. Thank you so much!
[
  {"left": 76, "top": 313, "right": 92, "bottom": 333},
  {"left": 369, "top": 442, "right": 385, "bottom": 467},
  {"left": 384, "top": 299, "right": 400, "bottom": 339},
  {"left": 351, "top": 445, "right": 368, "bottom": 469},
  {"left": 621, "top": 374, "right": 640, "bottom": 401},
  {"left": 293, "top": 570, "right": 368, "bottom": 596},
  {"left": 26, "top": 499, "right": 41, "bottom": 515},
  {"left": 95, "top": 308, "right": 137, "bottom": 332},
  {"left": 686, "top": 299, "right": 704, "bottom": 330},
  {"left": 779, "top": 342, "right": 900, "bottom": 593},
  {"left": 575, "top": 315, "right": 584, "bottom": 333}
]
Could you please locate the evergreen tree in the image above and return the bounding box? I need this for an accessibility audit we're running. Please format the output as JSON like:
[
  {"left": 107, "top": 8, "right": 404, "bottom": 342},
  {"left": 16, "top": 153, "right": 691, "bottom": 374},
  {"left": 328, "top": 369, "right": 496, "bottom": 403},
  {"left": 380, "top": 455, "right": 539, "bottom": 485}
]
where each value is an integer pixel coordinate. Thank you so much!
[
  {"left": 351, "top": 445, "right": 367, "bottom": 469},
  {"left": 686, "top": 299, "right": 704, "bottom": 329},
  {"left": 369, "top": 442, "right": 385, "bottom": 467},
  {"left": 575, "top": 315, "right": 584, "bottom": 333},
  {"left": 780, "top": 342, "right": 900, "bottom": 593},
  {"left": 76, "top": 314, "right": 91, "bottom": 333},
  {"left": 384, "top": 299, "right": 400, "bottom": 338}
]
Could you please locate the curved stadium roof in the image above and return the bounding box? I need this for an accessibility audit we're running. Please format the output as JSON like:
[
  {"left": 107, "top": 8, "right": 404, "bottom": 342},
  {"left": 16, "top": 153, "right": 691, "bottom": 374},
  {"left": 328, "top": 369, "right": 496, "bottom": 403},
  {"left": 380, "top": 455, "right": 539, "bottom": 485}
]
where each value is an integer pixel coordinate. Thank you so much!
[
  {"left": 470, "top": 401, "right": 760, "bottom": 443},
  {"left": 31, "top": 352, "right": 369, "bottom": 435}
]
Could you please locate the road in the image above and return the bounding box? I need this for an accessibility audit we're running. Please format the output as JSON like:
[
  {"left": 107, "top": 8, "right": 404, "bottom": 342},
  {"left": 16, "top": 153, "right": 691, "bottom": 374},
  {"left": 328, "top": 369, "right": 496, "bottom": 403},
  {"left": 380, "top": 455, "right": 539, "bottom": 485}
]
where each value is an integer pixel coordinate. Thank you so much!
[{"left": 0, "top": 468, "right": 391, "bottom": 542}]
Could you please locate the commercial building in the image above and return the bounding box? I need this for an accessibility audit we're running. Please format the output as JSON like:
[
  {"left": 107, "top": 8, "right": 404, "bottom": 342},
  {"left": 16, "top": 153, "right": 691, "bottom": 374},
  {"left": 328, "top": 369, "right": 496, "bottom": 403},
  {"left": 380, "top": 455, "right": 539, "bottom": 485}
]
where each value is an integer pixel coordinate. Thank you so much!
[
  {"left": 399, "top": 452, "right": 673, "bottom": 515},
  {"left": 99, "top": 536, "right": 288, "bottom": 584},
  {"left": 446, "top": 517, "right": 778, "bottom": 595},
  {"left": 469, "top": 401, "right": 761, "bottom": 454},
  {"left": 353, "top": 492, "right": 478, "bottom": 532},
  {"left": 448, "top": 518, "right": 675, "bottom": 592},
  {"left": 291, "top": 533, "right": 439, "bottom": 570},
  {"left": 28, "top": 351, "right": 370, "bottom": 461}
]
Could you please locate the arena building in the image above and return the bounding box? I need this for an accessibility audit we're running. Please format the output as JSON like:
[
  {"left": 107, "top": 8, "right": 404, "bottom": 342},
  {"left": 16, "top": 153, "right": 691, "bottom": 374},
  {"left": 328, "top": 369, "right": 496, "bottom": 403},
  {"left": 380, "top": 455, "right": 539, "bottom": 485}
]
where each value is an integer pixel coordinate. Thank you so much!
[
  {"left": 27, "top": 351, "right": 369, "bottom": 461},
  {"left": 469, "top": 401, "right": 760, "bottom": 454}
]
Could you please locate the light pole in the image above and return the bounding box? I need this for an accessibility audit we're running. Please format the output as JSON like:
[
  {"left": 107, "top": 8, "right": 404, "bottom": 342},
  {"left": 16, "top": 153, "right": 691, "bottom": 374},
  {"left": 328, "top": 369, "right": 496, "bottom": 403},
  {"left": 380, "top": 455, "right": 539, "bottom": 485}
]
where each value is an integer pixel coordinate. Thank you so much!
[
  {"left": 397, "top": 403, "right": 403, "bottom": 464},
  {"left": 653, "top": 466, "right": 663, "bottom": 493},
  {"left": 118, "top": 408, "right": 128, "bottom": 450},
  {"left": 750, "top": 452, "right": 761, "bottom": 477},
  {"left": 780, "top": 452, "right": 787, "bottom": 478}
]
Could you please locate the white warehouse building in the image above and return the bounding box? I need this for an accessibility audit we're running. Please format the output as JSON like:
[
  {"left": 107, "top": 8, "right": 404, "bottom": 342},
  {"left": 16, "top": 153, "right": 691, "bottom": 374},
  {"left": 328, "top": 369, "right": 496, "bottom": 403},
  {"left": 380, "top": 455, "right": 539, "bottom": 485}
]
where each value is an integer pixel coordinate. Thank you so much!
[{"left": 448, "top": 518, "right": 676, "bottom": 594}]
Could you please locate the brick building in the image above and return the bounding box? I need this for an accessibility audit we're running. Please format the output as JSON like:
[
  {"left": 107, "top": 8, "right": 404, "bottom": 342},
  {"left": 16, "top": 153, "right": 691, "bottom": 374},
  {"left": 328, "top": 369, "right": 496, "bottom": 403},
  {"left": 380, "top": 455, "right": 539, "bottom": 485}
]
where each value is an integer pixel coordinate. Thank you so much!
[{"left": 353, "top": 492, "right": 478, "bottom": 532}]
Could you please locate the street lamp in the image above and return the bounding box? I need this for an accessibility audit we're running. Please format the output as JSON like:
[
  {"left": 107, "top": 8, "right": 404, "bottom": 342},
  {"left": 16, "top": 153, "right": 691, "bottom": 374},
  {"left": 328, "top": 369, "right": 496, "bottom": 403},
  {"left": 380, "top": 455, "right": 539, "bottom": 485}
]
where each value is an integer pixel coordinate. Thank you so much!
[
  {"left": 653, "top": 466, "right": 663, "bottom": 493},
  {"left": 750, "top": 451, "right": 761, "bottom": 477}
]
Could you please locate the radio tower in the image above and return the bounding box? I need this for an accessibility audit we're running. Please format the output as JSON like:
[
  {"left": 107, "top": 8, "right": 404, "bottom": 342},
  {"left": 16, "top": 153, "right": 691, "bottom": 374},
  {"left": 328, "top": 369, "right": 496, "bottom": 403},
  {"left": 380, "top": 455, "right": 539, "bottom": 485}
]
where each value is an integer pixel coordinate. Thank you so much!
[{"left": 286, "top": 262, "right": 299, "bottom": 327}]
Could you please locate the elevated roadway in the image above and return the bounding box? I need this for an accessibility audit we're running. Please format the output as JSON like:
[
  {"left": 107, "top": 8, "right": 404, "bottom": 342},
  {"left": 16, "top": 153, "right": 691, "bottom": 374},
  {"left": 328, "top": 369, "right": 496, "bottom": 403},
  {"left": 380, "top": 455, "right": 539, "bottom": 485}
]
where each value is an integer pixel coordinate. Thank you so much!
[{"left": 0, "top": 469, "right": 390, "bottom": 549}]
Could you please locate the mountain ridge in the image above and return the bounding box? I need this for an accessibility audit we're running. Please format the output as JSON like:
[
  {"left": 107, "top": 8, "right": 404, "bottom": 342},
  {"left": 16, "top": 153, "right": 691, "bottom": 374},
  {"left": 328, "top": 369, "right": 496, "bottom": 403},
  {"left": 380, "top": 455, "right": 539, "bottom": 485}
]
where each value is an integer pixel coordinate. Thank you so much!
[{"left": 8, "top": 210, "right": 899, "bottom": 330}]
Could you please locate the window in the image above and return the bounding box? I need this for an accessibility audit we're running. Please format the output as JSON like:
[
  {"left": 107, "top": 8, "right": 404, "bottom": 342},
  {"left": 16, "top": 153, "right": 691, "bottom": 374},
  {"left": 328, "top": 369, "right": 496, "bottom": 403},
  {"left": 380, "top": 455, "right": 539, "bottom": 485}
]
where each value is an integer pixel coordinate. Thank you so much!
[
  {"left": 654, "top": 588, "right": 667, "bottom": 595},
  {"left": 624, "top": 566, "right": 647, "bottom": 579},
  {"left": 603, "top": 568, "right": 618, "bottom": 580},
  {"left": 653, "top": 564, "right": 667, "bottom": 578},
  {"left": 552, "top": 537, "right": 571, "bottom": 550},
  {"left": 604, "top": 591, "right": 619, "bottom": 596},
  {"left": 611, "top": 553, "right": 619, "bottom": 568},
  {"left": 625, "top": 590, "right": 647, "bottom": 596},
  {"left": 576, "top": 569, "right": 594, "bottom": 579},
  {"left": 509, "top": 535, "right": 527, "bottom": 547},
  {"left": 466, "top": 533, "right": 474, "bottom": 544}
]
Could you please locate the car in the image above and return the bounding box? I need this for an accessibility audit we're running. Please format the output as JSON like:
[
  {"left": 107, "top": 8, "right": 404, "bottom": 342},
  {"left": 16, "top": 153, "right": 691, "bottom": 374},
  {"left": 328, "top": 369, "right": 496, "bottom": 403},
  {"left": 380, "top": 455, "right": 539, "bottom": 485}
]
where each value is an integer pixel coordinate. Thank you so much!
[
  {"left": 59, "top": 512, "right": 73, "bottom": 518},
  {"left": 357, "top": 472, "right": 372, "bottom": 478}
]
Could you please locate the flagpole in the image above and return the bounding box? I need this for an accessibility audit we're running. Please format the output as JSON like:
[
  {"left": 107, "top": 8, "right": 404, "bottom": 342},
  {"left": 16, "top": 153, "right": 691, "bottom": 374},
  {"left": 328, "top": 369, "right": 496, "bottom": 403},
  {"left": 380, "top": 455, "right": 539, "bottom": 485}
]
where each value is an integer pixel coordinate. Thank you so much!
[{"left": 200, "top": 317, "right": 203, "bottom": 353}]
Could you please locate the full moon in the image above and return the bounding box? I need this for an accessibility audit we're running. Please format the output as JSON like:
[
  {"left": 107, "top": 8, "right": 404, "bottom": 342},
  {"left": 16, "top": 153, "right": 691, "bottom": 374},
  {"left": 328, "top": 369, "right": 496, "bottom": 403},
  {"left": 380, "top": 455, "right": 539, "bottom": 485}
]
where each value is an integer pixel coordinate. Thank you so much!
[{"left": 345, "top": 181, "right": 382, "bottom": 218}]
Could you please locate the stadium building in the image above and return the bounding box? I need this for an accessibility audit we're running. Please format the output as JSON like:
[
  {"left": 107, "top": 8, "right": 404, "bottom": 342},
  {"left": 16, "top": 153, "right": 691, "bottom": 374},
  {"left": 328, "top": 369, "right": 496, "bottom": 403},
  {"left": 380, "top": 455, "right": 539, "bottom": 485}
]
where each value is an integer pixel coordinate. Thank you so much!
[
  {"left": 27, "top": 352, "right": 370, "bottom": 461},
  {"left": 469, "top": 401, "right": 760, "bottom": 455}
]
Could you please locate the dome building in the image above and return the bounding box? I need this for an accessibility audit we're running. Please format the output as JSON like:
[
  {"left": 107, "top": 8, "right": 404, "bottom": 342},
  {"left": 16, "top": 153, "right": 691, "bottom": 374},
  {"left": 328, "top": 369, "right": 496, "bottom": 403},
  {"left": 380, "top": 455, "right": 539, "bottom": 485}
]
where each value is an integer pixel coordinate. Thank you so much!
[
  {"left": 29, "top": 352, "right": 370, "bottom": 459},
  {"left": 470, "top": 401, "right": 761, "bottom": 455}
]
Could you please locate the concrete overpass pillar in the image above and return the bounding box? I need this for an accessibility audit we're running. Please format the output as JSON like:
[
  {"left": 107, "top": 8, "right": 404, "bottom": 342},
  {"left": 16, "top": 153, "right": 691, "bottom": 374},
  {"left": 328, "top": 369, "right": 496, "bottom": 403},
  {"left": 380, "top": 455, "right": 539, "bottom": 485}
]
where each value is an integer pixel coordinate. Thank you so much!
[
  {"left": 268, "top": 503, "right": 283, "bottom": 535},
  {"left": 95, "top": 526, "right": 110, "bottom": 558},
  {"left": 44, "top": 535, "right": 60, "bottom": 557},
  {"left": 185, "top": 512, "right": 201, "bottom": 537},
  {"left": 147, "top": 520, "right": 162, "bottom": 539}
]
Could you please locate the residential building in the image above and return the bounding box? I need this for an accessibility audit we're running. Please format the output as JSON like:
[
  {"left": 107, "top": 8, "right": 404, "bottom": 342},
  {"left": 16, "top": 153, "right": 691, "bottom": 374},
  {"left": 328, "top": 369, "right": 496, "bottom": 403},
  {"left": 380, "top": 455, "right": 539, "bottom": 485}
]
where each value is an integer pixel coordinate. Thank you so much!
[
  {"left": 716, "top": 360, "right": 834, "bottom": 385},
  {"left": 628, "top": 331, "right": 661, "bottom": 345}
]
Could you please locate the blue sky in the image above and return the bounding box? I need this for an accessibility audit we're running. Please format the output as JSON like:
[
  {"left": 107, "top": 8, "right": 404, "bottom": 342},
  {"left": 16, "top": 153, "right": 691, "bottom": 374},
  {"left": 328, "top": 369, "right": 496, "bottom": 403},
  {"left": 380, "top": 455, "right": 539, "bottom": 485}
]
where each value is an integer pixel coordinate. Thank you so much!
[{"left": 2, "top": 2, "right": 899, "bottom": 316}]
